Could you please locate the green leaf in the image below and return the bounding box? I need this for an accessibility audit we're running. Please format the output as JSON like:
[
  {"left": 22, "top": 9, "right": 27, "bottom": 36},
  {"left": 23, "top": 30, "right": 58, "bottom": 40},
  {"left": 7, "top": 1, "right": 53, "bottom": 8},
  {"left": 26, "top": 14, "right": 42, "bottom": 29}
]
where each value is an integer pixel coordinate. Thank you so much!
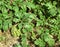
[
  {"left": 24, "top": 23, "right": 33, "bottom": 32},
  {"left": 43, "top": 33, "right": 55, "bottom": 46},
  {"left": 20, "top": 3, "right": 27, "bottom": 12},
  {"left": 13, "top": 43, "right": 21, "bottom": 47},
  {"left": 25, "top": 2, "right": 36, "bottom": 9},
  {"left": 45, "top": 2, "right": 53, "bottom": 9},
  {"left": 36, "top": 19, "right": 43, "bottom": 26},
  {"left": 58, "top": 30, "right": 60, "bottom": 41},
  {"left": 3, "top": 20, "right": 8, "bottom": 31},
  {"left": 48, "top": 8, "right": 57, "bottom": 16},
  {"left": 2, "top": 7, "right": 7, "bottom": 13},
  {"left": 8, "top": 21, "right": 12, "bottom": 28},
  {"left": 13, "top": 6, "right": 19, "bottom": 12},
  {"left": 21, "top": 34, "right": 27, "bottom": 47},
  {"left": 53, "top": 1, "right": 57, "bottom": 6},
  {"left": 11, "top": 25, "right": 21, "bottom": 37},
  {"left": 31, "top": 31, "right": 36, "bottom": 40},
  {"left": 13, "top": 18, "right": 20, "bottom": 23},
  {"left": 37, "top": 28, "right": 44, "bottom": 35},
  {"left": 18, "top": 23, "right": 22, "bottom": 30},
  {"left": 0, "top": 20, "right": 2, "bottom": 29},
  {"left": 35, "top": 38, "right": 45, "bottom": 47}
]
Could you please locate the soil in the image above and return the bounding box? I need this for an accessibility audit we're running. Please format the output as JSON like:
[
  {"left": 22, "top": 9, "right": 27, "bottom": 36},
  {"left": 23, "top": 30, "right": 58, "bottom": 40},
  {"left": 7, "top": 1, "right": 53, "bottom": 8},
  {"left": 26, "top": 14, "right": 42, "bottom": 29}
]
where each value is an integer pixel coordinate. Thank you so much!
[{"left": 0, "top": 30, "right": 19, "bottom": 47}]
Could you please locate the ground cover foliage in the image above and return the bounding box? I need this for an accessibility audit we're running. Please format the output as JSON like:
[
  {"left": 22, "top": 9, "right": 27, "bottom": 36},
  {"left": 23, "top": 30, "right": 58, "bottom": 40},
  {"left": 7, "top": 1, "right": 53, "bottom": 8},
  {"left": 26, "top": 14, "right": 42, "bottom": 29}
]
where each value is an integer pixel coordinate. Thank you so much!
[{"left": 0, "top": 0, "right": 60, "bottom": 47}]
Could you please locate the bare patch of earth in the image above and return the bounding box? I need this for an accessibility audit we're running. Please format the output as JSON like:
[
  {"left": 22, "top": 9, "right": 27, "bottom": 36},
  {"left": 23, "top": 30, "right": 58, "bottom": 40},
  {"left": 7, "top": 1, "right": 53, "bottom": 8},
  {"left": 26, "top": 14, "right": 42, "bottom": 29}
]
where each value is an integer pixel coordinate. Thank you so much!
[{"left": 0, "top": 30, "right": 19, "bottom": 47}]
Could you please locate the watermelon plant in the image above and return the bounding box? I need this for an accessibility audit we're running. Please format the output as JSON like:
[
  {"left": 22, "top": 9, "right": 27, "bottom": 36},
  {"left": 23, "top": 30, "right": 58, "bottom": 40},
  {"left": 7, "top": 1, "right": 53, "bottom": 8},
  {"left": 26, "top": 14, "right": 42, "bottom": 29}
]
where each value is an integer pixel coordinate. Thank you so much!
[{"left": 0, "top": 0, "right": 60, "bottom": 47}]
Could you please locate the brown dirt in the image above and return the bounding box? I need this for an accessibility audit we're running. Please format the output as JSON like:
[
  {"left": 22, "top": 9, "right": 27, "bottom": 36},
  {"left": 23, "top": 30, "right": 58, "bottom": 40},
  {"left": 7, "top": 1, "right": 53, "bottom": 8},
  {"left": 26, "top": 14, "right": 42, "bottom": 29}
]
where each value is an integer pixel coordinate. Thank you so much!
[{"left": 0, "top": 30, "right": 19, "bottom": 47}]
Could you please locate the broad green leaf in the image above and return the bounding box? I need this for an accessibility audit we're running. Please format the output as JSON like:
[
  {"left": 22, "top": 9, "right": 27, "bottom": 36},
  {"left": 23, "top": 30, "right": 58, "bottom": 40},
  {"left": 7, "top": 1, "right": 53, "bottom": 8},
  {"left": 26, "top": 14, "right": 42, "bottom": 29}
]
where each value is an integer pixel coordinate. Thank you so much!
[
  {"left": 48, "top": 8, "right": 57, "bottom": 16},
  {"left": 36, "top": 19, "right": 43, "bottom": 26},
  {"left": 35, "top": 38, "right": 45, "bottom": 47},
  {"left": 13, "top": 18, "right": 20, "bottom": 23},
  {"left": 13, "top": 6, "right": 19, "bottom": 12},
  {"left": 11, "top": 25, "right": 21, "bottom": 37},
  {"left": 43, "top": 33, "right": 55, "bottom": 46},
  {"left": 24, "top": 23, "right": 33, "bottom": 32},
  {"left": 37, "top": 28, "right": 44, "bottom": 35},
  {"left": 21, "top": 34, "right": 27, "bottom": 47},
  {"left": 26, "top": 2, "right": 36, "bottom": 9},
  {"left": 3, "top": 20, "right": 8, "bottom": 31}
]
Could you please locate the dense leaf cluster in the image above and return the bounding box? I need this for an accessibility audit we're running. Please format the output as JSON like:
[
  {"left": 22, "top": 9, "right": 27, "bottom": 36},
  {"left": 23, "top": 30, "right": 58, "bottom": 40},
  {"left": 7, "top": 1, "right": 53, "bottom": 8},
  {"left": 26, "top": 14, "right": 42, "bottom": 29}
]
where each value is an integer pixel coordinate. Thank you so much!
[{"left": 0, "top": 0, "right": 60, "bottom": 47}]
